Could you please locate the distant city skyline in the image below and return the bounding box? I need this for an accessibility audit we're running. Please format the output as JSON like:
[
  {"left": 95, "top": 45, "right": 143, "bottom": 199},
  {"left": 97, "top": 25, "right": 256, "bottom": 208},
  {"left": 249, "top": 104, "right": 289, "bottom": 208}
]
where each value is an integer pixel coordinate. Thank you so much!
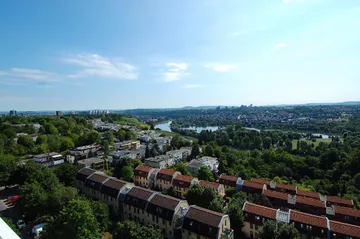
[{"left": 1, "top": 0, "right": 360, "bottom": 111}]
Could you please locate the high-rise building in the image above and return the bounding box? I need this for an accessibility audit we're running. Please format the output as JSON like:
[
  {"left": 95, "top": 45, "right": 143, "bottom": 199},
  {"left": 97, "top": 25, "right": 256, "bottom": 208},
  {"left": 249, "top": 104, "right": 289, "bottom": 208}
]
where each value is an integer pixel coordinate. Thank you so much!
[
  {"left": 9, "top": 110, "right": 17, "bottom": 116},
  {"left": 56, "top": 110, "right": 63, "bottom": 116}
]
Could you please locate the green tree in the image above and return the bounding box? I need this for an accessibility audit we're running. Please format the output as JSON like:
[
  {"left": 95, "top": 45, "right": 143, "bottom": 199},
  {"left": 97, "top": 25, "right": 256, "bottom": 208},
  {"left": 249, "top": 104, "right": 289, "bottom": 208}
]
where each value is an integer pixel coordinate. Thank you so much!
[
  {"left": 354, "top": 173, "right": 360, "bottom": 190},
  {"left": 145, "top": 145, "right": 150, "bottom": 158},
  {"left": 42, "top": 199, "right": 102, "bottom": 239},
  {"left": 0, "top": 154, "right": 17, "bottom": 187},
  {"left": 104, "top": 130, "right": 115, "bottom": 145},
  {"left": 191, "top": 143, "right": 200, "bottom": 159},
  {"left": 204, "top": 145, "right": 214, "bottom": 156},
  {"left": 198, "top": 166, "right": 215, "bottom": 182},
  {"left": 47, "top": 184, "right": 78, "bottom": 214},
  {"left": 226, "top": 196, "right": 245, "bottom": 239},
  {"left": 114, "top": 220, "right": 163, "bottom": 239},
  {"left": 17, "top": 135, "right": 35, "bottom": 149},
  {"left": 121, "top": 166, "right": 134, "bottom": 181},
  {"left": 185, "top": 184, "right": 224, "bottom": 213},
  {"left": 53, "top": 163, "right": 79, "bottom": 187},
  {"left": 20, "top": 181, "right": 48, "bottom": 218},
  {"left": 103, "top": 140, "right": 110, "bottom": 156},
  {"left": 259, "top": 220, "right": 278, "bottom": 239},
  {"left": 277, "top": 224, "right": 300, "bottom": 239},
  {"left": 87, "top": 130, "right": 101, "bottom": 144},
  {"left": 89, "top": 200, "right": 110, "bottom": 231},
  {"left": 171, "top": 162, "right": 191, "bottom": 176},
  {"left": 60, "top": 137, "right": 75, "bottom": 152}
]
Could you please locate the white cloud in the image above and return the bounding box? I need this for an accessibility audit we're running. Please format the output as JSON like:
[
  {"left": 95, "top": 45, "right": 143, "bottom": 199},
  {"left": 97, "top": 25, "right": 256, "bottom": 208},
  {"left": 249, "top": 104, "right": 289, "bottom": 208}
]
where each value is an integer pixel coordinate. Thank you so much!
[
  {"left": 63, "top": 54, "right": 138, "bottom": 80},
  {"left": 162, "top": 62, "right": 189, "bottom": 82},
  {"left": 182, "top": 84, "right": 201, "bottom": 89},
  {"left": 205, "top": 63, "right": 238, "bottom": 72},
  {"left": 10, "top": 68, "right": 59, "bottom": 81},
  {"left": 275, "top": 43, "right": 288, "bottom": 49},
  {"left": 283, "top": 0, "right": 292, "bottom": 4}
]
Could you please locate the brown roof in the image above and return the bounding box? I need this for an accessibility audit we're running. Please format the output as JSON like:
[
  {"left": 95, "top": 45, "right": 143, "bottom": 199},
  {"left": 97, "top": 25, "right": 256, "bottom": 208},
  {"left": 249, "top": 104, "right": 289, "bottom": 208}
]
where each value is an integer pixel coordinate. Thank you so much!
[
  {"left": 158, "top": 169, "right": 178, "bottom": 177},
  {"left": 174, "top": 175, "right": 193, "bottom": 183},
  {"left": 199, "top": 181, "right": 221, "bottom": 190},
  {"left": 185, "top": 205, "right": 225, "bottom": 228},
  {"left": 242, "top": 180, "right": 265, "bottom": 190},
  {"left": 219, "top": 175, "right": 238, "bottom": 182},
  {"left": 135, "top": 165, "right": 153, "bottom": 173},
  {"left": 335, "top": 205, "right": 360, "bottom": 217},
  {"left": 263, "top": 190, "right": 288, "bottom": 201},
  {"left": 290, "top": 210, "right": 328, "bottom": 228},
  {"left": 275, "top": 183, "right": 296, "bottom": 191},
  {"left": 87, "top": 173, "right": 109, "bottom": 183},
  {"left": 297, "top": 190, "right": 320, "bottom": 199},
  {"left": 149, "top": 194, "right": 182, "bottom": 211},
  {"left": 296, "top": 196, "right": 325, "bottom": 208},
  {"left": 251, "top": 178, "right": 271, "bottom": 186},
  {"left": 102, "top": 178, "right": 127, "bottom": 190},
  {"left": 78, "top": 167, "right": 96, "bottom": 176},
  {"left": 327, "top": 196, "right": 353, "bottom": 206},
  {"left": 330, "top": 220, "right": 360, "bottom": 238},
  {"left": 243, "top": 202, "right": 277, "bottom": 220},
  {"left": 127, "top": 186, "right": 155, "bottom": 201}
]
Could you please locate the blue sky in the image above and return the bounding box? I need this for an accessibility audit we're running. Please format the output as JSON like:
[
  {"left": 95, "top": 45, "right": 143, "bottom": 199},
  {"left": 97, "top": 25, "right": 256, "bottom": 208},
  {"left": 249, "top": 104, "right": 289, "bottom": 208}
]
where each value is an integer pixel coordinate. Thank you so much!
[{"left": 0, "top": 0, "right": 360, "bottom": 111}]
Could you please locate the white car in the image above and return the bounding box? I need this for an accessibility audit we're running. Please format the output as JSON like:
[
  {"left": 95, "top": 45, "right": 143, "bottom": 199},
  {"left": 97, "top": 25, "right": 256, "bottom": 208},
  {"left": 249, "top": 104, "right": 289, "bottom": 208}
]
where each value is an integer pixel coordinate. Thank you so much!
[{"left": 17, "top": 219, "right": 26, "bottom": 229}]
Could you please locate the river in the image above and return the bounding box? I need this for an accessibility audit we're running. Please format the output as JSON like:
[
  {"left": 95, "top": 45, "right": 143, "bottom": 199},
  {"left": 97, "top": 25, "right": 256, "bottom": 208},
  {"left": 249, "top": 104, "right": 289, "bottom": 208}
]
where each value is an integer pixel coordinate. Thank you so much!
[{"left": 155, "top": 121, "right": 219, "bottom": 133}]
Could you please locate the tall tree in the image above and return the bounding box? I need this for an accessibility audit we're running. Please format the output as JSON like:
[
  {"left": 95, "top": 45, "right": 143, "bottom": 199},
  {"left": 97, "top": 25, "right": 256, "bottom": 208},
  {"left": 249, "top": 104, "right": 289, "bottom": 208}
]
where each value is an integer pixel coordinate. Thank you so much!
[
  {"left": 53, "top": 163, "right": 79, "bottom": 187},
  {"left": 191, "top": 143, "right": 200, "bottom": 159},
  {"left": 277, "top": 224, "right": 300, "bottom": 239},
  {"left": 42, "top": 199, "right": 103, "bottom": 239},
  {"left": 114, "top": 220, "right": 163, "bottom": 239},
  {"left": 0, "top": 154, "right": 17, "bottom": 187},
  {"left": 259, "top": 220, "right": 278, "bottom": 239},
  {"left": 198, "top": 166, "right": 215, "bottom": 182},
  {"left": 145, "top": 145, "right": 150, "bottom": 158},
  {"left": 185, "top": 184, "right": 224, "bottom": 213},
  {"left": 121, "top": 166, "right": 134, "bottom": 182}
]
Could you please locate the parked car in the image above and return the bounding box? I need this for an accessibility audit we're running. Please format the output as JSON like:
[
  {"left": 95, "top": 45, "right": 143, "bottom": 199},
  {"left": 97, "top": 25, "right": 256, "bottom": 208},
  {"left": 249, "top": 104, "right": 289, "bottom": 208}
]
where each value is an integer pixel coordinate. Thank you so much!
[
  {"left": 7, "top": 195, "right": 19, "bottom": 203},
  {"left": 17, "top": 219, "right": 26, "bottom": 229},
  {"left": 32, "top": 223, "right": 45, "bottom": 239}
]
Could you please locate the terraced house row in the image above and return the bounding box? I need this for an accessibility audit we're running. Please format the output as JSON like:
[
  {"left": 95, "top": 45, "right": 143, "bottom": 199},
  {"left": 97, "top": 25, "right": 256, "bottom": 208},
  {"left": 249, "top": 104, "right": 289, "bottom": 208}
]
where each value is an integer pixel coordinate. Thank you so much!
[
  {"left": 76, "top": 168, "right": 234, "bottom": 239},
  {"left": 243, "top": 202, "right": 360, "bottom": 239},
  {"left": 134, "top": 166, "right": 225, "bottom": 198}
]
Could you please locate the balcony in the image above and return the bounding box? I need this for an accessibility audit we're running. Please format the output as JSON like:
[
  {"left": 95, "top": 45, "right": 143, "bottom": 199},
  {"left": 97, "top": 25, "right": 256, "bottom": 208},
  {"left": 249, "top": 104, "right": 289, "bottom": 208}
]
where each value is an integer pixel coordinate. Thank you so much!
[{"left": 221, "top": 228, "right": 234, "bottom": 239}]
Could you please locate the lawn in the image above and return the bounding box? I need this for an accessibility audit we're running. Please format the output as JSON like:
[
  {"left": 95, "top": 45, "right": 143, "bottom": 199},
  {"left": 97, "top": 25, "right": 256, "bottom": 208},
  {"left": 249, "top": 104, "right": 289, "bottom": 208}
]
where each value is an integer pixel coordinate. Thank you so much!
[
  {"left": 291, "top": 138, "right": 331, "bottom": 149},
  {"left": 115, "top": 117, "right": 149, "bottom": 129}
]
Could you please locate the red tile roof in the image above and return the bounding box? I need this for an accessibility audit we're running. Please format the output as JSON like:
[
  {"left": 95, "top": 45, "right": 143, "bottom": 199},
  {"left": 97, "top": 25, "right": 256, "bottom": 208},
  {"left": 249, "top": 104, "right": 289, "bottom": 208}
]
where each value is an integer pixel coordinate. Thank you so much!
[
  {"left": 251, "top": 178, "right": 271, "bottom": 186},
  {"left": 327, "top": 196, "right": 353, "bottom": 206},
  {"left": 330, "top": 220, "right": 360, "bottom": 238},
  {"left": 243, "top": 180, "right": 265, "bottom": 190},
  {"left": 199, "top": 181, "right": 221, "bottom": 190},
  {"left": 297, "top": 190, "right": 320, "bottom": 199},
  {"left": 174, "top": 175, "right": 193, "bottom": 183},
  {"left": 158, "top": 169, "right": 178, "bottom": 177},
  {"left": 185, "top": 205, "right": 225, "bottom": 228},
  {"left": 296, "top": 196, "right": 325, "bottom": 208},
  {"left": 219, "top": 175, "right": 238, "bottom": 182},
  {"left": 263, "top": 190, "right": 288, "bottom": 201},
  {"left": 290, "top": 210, "right": 328, "bottom": 228},
  {"left": 243, "top": 202, "right": 277, "bottom": 220},
  {"left": 335, "top": 205, "right": 360, "bottom": 217},
  {"left": 135, "top": 165, "right": 153, "bottom": 173}
]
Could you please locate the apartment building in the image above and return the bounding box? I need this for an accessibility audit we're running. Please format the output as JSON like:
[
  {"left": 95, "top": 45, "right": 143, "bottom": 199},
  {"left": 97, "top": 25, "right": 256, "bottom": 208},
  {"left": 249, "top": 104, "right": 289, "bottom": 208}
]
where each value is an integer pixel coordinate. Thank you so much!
[
  {"left": 327, "top": 205, "right": 360, "bottom": 225},
  {"left": 238, "top": 180, "right": 266, "bottom": 195},
  {"left": 77, "top": 157, "right": 104, "bottom": 170},
  {"left": 123, "top": 186, "right": 189, "bottom": 238},
  {"left": 199, "top": 181, "right": 225, "bottom": 197},
  {"left": 134, "top": 165, "right": 155, "bottom": 188},
  {"left": 83, "top": 173, "right": 109, "bottom": 200},
  {"left": 173, "top": 175, "right": 196, "bottom": 199},
  {"left": 242, "top": 201, "right": 360, "bottom": 239},
  {"left": 297, "top": 189, "right": 321, "bottom": 199},
  {"left": 76, "top": 167, "right": 97, "bottom": 190},
  {"left": 182, "top": 205, "right": 233, "bottom": 239},
  {"left": 218, "top": 175, "right": 240, "bottom": 190},
  {"left": 156, "top": 169, "right": 181, "bottom": 191}
]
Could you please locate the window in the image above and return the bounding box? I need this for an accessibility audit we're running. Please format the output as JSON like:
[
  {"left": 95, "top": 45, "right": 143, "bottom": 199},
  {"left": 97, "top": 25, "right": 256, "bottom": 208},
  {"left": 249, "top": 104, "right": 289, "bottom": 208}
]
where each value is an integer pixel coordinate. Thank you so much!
[
  {"left": 345, "top": 216, "right": 350, "bottom": 220},
  {"left": 321, "top": 229, "right": 324, "bottom": 234},
  {"left": 301, "top": 224, "right": 303, "bottom": 228},
  {"left": 255, "top": 216, "right": 260, "bottom": 220}
]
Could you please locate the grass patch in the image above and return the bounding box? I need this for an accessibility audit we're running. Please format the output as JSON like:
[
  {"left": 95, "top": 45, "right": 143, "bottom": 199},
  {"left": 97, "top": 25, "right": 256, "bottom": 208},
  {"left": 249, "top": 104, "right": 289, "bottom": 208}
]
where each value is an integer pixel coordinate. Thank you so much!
[
  {"left": 155, "top": 129, "right": 197, "bottom": 142},
  {"left": 115, "top": 117, "right": 149, "bottom": 129},
  {"left": 292, "top": 138, "right": 331, "bottom": 149}
]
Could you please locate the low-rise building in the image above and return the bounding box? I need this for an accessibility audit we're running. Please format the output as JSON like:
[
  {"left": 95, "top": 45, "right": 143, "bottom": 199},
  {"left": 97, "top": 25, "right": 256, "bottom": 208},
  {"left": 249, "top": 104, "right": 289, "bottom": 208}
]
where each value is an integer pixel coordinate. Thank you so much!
[
  {"left": 145, "top": 155, "right": 176, "bottom": 169},
  {"left": 326, "top": 196, "right": 354, "bottom": 208},
  {"left": 290, "top": 210, "right": 329, "bottom": 239},
  {"left": 297, "top": 189, "right": 321, "bottom": 200},
  {"left": 238, "top": 180, "right": 266, "bottom": 196},
  {"left": 75, "top": 167, "right": 97, "bottom": 190},
  {"left": 68, "top": 144, "right": 101, "bottom": 161},
  {"left": 199, "top": 181, "right": 225, "bottom": 197},
  {"left": 182, "top": 205, "right": 233, "bottom": 239},
  {"left": 115, "top": 140, "right": 140, "bottom": 150},
  {"left": 77, "top": 157, "right": 104, "bottom": 170},
  {"left": 328, "top": 205, "right": 360, "bottom": 225},
  {"left": 179, "top": 147, "right": 192, "bottom": 159},
  {"left": 329, "top": 220, "right": 360, "bottom": 239},
  {"left": 173, "top": 175, "right": 197, "bottom": 199},
  {"left": 156, "top": 169, "right": 181, "bottom": 191},
  {"left": 187, "top": 157, "right": 219, "bottom": 176},
  {"left": 134, "top": 165, "right": 155, "bottom": 188},
  {"left": 32, "top": 152, "right": 64, "bottom": 167},
  {"left": 166, "top": 150, "right": 183, "bottom": 161},
  {"left": 251, "top": 178, "right": 297, "bottom": 195}
]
